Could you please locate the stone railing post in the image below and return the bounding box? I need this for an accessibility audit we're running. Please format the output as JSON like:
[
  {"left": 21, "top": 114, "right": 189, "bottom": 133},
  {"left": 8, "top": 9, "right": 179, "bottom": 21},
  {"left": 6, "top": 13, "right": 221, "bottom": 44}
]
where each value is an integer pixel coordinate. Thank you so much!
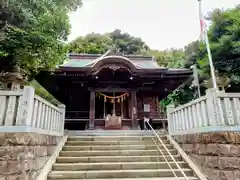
[
  {"left": 58, "top": 104, "right": 66, "bottom": 135},
  {"left": 16, "top": 86, "right": 35, "bottom": 126},
  {"left": 206, "top": 88, "right": 225, "bottom": 126},
  {"left": 167, "top": 104, "right": 175, "bottom": 134}
]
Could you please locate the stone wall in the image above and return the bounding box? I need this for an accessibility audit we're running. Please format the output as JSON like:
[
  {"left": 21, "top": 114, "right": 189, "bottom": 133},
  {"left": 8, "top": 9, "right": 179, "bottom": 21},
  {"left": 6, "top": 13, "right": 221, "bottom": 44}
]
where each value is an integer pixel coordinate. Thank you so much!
[
  {"left": 0, "top": 132, "right": 61, "bottom": 180},
  {"left": 173, "top": 132, "right": 240, "bottom": 180}
]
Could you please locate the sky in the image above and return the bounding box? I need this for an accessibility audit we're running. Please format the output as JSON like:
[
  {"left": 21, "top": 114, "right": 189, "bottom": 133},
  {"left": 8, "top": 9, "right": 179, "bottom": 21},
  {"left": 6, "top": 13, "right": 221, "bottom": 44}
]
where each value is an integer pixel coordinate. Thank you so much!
[{"left": 68, "top": 0, "right": 239, "bottom": 50}]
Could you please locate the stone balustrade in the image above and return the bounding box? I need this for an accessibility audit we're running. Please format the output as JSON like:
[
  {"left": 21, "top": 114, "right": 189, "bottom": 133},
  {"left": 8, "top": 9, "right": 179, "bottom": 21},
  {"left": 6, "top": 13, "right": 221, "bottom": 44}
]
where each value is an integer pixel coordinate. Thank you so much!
[
  {"left": 0, "top": 86, "right": 65, "bottom": 136},
  {"left": 167, "top": 88, "right": 240, "bottom": 135}
]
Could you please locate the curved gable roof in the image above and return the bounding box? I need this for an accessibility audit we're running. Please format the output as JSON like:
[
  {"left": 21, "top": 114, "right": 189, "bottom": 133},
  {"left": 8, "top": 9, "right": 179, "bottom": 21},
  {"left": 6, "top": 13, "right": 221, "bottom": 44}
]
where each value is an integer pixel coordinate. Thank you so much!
[{"left": 59, "top": 50, "right": 164, "bottom": 70}]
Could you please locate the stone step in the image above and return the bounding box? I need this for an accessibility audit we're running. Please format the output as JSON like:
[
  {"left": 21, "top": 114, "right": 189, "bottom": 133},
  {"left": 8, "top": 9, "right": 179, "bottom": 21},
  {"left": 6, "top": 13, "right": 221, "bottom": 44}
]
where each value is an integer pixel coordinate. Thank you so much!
[
  {"left": 66, "top": 130, "right": 165, "bottom": 136},
  {"left": 63, "top": 144, "right": 173, "bottom": 151},
  {"left": 56, "top": 155, "right": 182, "bottom": 163},
  {"left": 48, "top": 178, "right": 198, "bottom": 180},
  {"left": 67, "top": 136, "right": 167, "bottom": 141},
  {"left": 65, "top": 140, "right": 170, "bottom": 145},
  {"left": 59, "top": 149, "right": 177, "bottom": 156},
  {"left": 52, "top": 161, "right": 189, "bottom": 171},
  {"left": 48, "top": 169, "right": 194, "bottom": 179}
]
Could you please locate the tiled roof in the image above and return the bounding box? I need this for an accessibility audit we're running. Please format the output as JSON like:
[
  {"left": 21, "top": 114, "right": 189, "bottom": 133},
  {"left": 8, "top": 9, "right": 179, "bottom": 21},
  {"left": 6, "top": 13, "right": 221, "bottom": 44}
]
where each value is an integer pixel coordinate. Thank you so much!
[
  {"left": 61, "top": 59, "right": 93, "bottom": 68},
  {"left": 59, "top": 51, "right": 164, "bottom": 69},
  {"left": 60, "top": 58, "right": 163, "bottom": 69}
]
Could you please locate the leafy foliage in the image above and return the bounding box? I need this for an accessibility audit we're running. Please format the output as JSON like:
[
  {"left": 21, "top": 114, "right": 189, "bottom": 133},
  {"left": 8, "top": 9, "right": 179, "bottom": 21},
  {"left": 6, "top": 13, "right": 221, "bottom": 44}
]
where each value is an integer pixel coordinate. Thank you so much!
[
  {"left": 69, "top": 29, "right": 149, "bottom": 55},
  {"left": 69, "top": 29, "right": 186, "bottom": 68},
  {"left": 69, "top": 33, "right": 112, "bottom": 54},
  {"left": 0, "top": 0, "right": 82, "bottom": 103},
  {"left": 0, "top": 0, "right": 82, "bottom": 76},
  {"left": 29, "top": 80, "right": 60, "bottom": 105},
  {"left": 160, "top": 86, "right": 197, "bottom": 109},
  {"left": 2, "top": 1, "right": 238, "bottom": 109},
  {"left": 184, "top": 40, "right": 199, "bottom": 68},
  {"left": 197, "top": 5, "right": 240, "bottom": 86},
  {"left": 109, "top": 29, "right": 149, "bottom": 55},
  {"left": 161, "top": 5, "right": 240, "bottom": 108},
  {"left": 146, "top": 48, "right": 186, "bottom": 68}
]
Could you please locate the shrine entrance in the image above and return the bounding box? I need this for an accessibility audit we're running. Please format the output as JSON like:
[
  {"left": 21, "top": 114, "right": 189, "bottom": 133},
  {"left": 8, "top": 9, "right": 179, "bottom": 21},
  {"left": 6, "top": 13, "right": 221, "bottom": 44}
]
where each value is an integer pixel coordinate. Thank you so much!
[
  {"left": 95, "top": 92, "right": 130, "bottom": 119},
  {"left": 95, "top": 92, "right": 130, "bottom": 129}
]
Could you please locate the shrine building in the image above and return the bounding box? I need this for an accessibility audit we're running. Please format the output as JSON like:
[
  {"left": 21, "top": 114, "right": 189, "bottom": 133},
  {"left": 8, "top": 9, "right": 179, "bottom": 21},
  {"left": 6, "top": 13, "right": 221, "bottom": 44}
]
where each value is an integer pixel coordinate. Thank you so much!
[{"left": 36, "top": 50, "right": 192, "bottom": 130}]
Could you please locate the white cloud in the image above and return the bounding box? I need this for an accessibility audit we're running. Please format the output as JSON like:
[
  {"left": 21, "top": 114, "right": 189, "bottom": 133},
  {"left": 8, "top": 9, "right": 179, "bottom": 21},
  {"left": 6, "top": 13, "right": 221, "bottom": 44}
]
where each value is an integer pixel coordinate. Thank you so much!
[{"left": 68, "top": 0, "right": 238, "bottom": 50}]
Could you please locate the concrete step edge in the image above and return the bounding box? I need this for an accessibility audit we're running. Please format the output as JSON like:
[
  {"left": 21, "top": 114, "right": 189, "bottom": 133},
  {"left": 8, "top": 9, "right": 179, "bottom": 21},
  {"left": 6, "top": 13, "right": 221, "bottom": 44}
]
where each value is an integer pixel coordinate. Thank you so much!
[
  {"left": 62, "top": 145, "right": 173, "bottom": 149},
  {"left": 66, "top": 139, "right": 168, "bottom": 141},
  {"left": 60, "top": 149, "right": 176, "bottom": 153},
  {"left": 65, "top": 140, "right": 170, "bottom": 144},
  {"left": 57, "top": 155, "right": 181, "bottom": 159},
  {"left": 68, "top": 136, "right": 166, "bottom": 138},
  {"left": 63, "top": 145, "right": 172, "bottom": 147},
  {"left": 49, "top": 168, "right": 193, "bottom": 173},
  {"left": 53, "top": 161, "right": 187, "bottom": 165},
  {"left": 47, "top": 178, "right": 198, "bottom": 180}
]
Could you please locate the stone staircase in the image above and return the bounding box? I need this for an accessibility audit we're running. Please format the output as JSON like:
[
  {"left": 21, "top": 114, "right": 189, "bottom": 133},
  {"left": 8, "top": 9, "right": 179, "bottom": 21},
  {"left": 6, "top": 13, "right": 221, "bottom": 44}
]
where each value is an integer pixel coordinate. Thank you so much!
[{"left": 48, "top": 132, "right": 200, "bottom": 179}]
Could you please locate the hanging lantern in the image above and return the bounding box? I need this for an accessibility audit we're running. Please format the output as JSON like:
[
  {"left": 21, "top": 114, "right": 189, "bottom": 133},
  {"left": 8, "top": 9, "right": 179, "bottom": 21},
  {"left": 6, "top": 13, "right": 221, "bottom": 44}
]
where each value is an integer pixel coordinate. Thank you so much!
[
  {"left": 104, "top": 96, "right": 107, "bottom": 102},
  {"left": 117, "top": 98, "right": 120, "bottom": 103}
]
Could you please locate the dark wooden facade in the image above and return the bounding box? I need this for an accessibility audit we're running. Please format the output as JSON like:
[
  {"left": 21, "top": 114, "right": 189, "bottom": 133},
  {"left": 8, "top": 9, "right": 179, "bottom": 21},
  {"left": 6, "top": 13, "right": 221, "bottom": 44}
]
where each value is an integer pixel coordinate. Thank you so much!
[{"left": 36, "top": 50, "right": 192, "bottom": 130}]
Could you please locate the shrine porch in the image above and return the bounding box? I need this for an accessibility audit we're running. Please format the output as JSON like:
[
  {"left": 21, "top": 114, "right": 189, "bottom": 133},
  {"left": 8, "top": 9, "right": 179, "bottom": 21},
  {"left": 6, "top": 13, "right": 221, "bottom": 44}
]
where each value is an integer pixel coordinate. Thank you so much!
[{"left": 64, "top": 118, "right": 168, "bottom": 130}]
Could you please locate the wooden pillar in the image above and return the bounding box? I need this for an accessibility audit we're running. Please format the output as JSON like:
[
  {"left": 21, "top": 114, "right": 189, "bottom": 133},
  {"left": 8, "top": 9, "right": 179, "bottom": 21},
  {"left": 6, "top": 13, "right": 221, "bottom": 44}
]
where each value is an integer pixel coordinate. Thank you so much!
[
  {"left": 128, "top": 98, "right": 131, "bottom": 118},
  {"left": 113, "top": 92, "right": 115, "bottom": 115},
  {"left": 131, "top": 90, "right": 138, "bottom": 129},
  {"left": 89, "top": 91, "right": 95, "bottom": 129},
  {"left": 121, "top": 101, "right": 124, "bottom": 118},
  {"left": 103, "top": 100, "right": 106, "bottom": 118}
]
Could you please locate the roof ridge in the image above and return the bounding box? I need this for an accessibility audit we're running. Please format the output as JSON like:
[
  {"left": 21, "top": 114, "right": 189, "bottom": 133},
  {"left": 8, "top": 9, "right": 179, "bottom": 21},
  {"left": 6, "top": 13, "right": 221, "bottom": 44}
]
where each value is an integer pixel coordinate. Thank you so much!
[{"left": 68, "top": 52, "right": 154, "bottom": 60}]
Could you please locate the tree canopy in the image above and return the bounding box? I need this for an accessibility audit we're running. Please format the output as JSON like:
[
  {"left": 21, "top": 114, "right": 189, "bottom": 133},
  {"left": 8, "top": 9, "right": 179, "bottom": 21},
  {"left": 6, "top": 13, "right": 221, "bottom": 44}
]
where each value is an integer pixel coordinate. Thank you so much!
[
  {"left": 161, "top": 5, "right": 240, "bottom": 108},
  {"left": 68, "top": 29, "right": 186, "bottom": 68},
  {"left": 0, "top": 0, "right": 82, "bottom": 76},
  {"left": 69, "top": 29, "right": 149, "bottom": 55},
  {"left": 197, "top": 5, "right": 240, "bottom": 87},
  {"left": 1, "top": 1, "right": 239, "bottom": 108}
]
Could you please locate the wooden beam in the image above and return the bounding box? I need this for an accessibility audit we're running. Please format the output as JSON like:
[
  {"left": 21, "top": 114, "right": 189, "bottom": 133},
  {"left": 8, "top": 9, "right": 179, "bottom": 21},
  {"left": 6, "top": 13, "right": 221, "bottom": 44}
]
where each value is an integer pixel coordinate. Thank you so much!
[{"left": 93, "top": 88, "right": 132, "bottom": 92}]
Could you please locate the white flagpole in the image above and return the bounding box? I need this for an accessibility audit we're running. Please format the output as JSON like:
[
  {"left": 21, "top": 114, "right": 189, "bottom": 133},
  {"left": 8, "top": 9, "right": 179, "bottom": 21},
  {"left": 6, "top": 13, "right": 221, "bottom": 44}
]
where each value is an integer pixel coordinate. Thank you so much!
[{"left": 198, "top": 0, "right": 218, "bottom": 89}]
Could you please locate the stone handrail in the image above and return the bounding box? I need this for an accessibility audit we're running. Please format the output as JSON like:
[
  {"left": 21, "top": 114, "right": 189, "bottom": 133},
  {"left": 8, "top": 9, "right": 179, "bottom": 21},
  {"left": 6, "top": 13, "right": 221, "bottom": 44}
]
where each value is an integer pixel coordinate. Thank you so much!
[
  {"left": 0, "top": 86, "right": 65, "bottom": 136},
  {"left": 167, "top": 88, "right": 240, "bottom": 135},
  {"left": 0, "top": 91, "right": 23, "bottom": 126}
]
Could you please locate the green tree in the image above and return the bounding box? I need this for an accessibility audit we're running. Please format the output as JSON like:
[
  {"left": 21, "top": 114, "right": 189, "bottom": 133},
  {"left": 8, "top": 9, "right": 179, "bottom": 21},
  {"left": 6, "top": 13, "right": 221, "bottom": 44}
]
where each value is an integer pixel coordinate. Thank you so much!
[
  {"left": 29, "top": 80, "right": 59, "bottom": 105},
  {"left": 162, "top": 5, "right": 240, "bottom": 109},
  {"left": 197, "top": 5, "right": 240, "bottom": 89},
  {"left": 184, "top": 40, "right": 199, "bottom": 68},
  {"left": 109, "top": 29, "right": 149, "bottom": 54},
  {"left": 0, "top": 0, "right": 82, "bottom": 76},
  {"left": 69, "top": 29, "right": 188, "bottom": 69},
  {"left": 146, "top": 49, "right": 186, "bottom": 68},
  {"left": 69, "top": 33, "right": 112, "bottom": 54},
  {"left": 68, "top": 29, "right": 149, "bottom": 55}
]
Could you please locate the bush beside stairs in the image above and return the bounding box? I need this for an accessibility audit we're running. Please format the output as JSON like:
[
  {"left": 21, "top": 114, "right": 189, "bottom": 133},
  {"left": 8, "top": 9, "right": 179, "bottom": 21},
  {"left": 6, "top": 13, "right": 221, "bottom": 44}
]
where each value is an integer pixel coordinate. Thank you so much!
[{"left": 47, "top": 132, "right": 200, "bottom": 180}]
